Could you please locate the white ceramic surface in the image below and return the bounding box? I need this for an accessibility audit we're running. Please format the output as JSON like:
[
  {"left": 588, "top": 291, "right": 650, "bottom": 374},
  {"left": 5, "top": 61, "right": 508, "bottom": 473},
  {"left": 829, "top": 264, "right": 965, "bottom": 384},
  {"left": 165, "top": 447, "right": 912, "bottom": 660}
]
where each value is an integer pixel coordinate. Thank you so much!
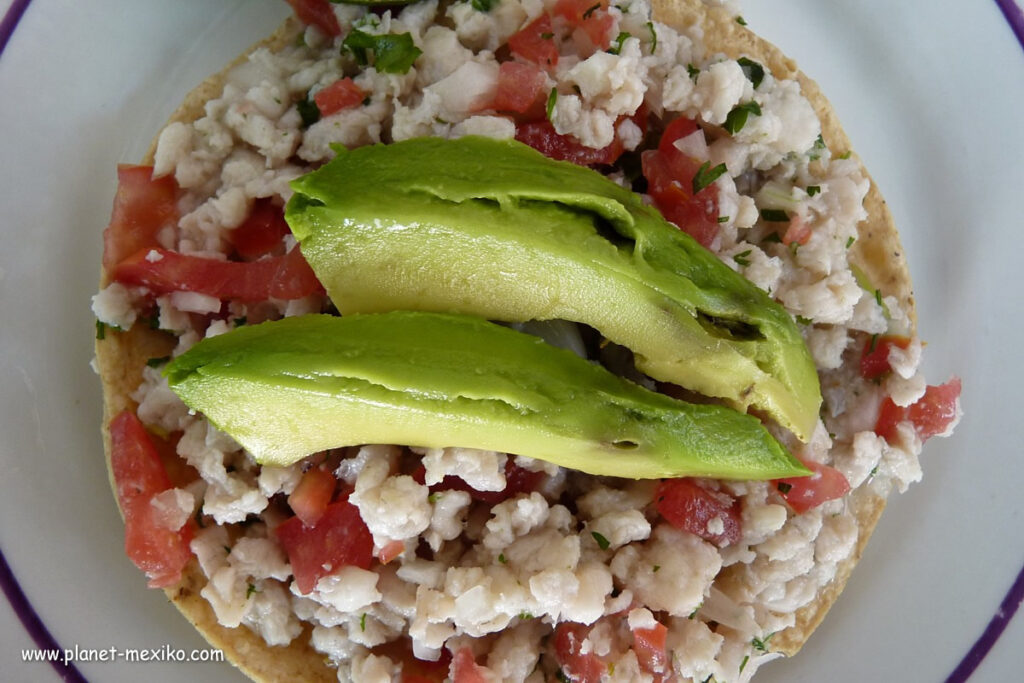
[{"left": 0, "top": 1, "right": 1020, "bottom": 681}]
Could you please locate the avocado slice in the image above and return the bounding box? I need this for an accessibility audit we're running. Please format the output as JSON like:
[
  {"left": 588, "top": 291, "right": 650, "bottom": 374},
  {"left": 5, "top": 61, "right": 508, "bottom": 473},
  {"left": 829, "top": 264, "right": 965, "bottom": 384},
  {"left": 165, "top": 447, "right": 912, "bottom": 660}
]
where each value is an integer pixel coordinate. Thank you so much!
[
  {"left": 164, "top": 312, "right": 807, "bottom": 479},
  {"left": 285, "top": 136, "right": 821, "bottom": 440}
]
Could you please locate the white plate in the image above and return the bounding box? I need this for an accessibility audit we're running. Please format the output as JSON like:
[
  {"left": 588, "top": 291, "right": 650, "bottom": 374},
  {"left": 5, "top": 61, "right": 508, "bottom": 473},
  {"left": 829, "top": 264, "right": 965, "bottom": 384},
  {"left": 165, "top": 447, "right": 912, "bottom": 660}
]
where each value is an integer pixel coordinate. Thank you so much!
[{"left": 0, "top": 1, "right": 1020, "bottom": 681}]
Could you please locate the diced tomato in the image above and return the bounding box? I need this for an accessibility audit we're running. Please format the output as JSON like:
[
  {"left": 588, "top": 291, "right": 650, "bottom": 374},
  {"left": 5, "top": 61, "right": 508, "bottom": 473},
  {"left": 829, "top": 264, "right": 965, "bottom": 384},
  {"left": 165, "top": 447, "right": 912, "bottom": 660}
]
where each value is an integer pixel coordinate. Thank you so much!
[
  {"left": 226, "top": 198, "right": 290, "bottom": 261},
  {"left": 287, "top": 467, "right": 337, "bottom": 527},
  {"left": 654, "top": 478, "right": 741, "bottom": 546},
  {"left": 377, "top": 539, "right": 405, "bottom": 565},
  {"left": 859, "top": 335, "right": 912, "bottom": 380},
  {"left": 102, "top": 165, "right": 178, "bottom": 270},
  {"left": 415, "top": 459, "right": 544, "bottom": 505},
  {"left": 642, "top": 123, "right": 721, "bottom": 248},
  {"left": 782, "top": 214, "right": 812, "bottom": 246},
  {"left": 553, "top": 623, "right": 605, "bottom": 683},
  {"left": 632, "top": 622, "right": 670, "bottom": 682},
  {"left": 774, "top": 457, "right": 850, "bottom": 515},
  {"left": 285, "top": 0, "right": 341, "bottom": 37},
  {"left": 554, "top": 0, "right": 614, "bottom": 49},
  {"left": 508, "top": 14, "right": 559, "bottom": 68},
  {"left": 275, "top": 494, "right": 374, "bottom": 594},
  {"left": 516, "top": 120, "right": 624, "bottom": 166},
  {"left": 112, "top": 246, "right": 324, "bottom": 302},
  {"left": 109, "top": 410, "right": 193, "bottom": 588},
  {"left": 875, "top": 377, "right": 962, "bottom": 444},
  {"left": 450, "top": 648, "right": 490, "bottom": 683},
  {"left": 492, "top": 61, "right": 548, "bottom": 117},
  {"left": 314, "top": 77, "right": 365, "bottom": 117}
]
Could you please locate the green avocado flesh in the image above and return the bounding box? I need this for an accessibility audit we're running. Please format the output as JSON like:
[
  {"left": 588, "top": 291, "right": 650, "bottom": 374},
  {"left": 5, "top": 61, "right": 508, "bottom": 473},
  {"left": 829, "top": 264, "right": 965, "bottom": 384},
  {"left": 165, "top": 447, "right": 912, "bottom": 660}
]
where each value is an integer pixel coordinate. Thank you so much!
[
  {"left": 164, "top": 313, "right": 808, "bottom": 479},
  {"left": 286, "top": 136, "right": 821, "bottom": 441}
]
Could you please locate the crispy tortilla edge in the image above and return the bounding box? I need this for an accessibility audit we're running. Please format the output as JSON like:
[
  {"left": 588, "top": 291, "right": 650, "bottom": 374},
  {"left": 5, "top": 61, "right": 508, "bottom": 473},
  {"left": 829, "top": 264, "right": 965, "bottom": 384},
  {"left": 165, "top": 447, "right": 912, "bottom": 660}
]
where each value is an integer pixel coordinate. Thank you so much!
[{"left": 94, "top": 2, "right": 915, "bottom": 676}]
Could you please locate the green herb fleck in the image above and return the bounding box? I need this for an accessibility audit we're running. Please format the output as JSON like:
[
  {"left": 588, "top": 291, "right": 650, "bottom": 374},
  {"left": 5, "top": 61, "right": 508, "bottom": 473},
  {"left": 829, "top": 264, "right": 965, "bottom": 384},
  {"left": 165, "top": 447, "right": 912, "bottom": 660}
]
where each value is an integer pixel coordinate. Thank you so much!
[
  {"left": 95, "top": 320, "right": 107, "bottom": 340},
  {"left": 806, "top": 185, "right": 821, "bottom": 196},
  {"left": 296, "top": 96, "right": 320, "bottom": 127},
  {"left": 733, "top": 250, "right": 752, "bottom": 267},
  {"left": 647, "top": 21, "right": 657, "bottom": 52},
  {"left": 427, "top": 492, "right": 441, "bottom": 504},
  {"left": 869, "top": 465, "right": 878, "bottom": 478},
  {"left": 343, "top": 30, "right": 422, "bottom": 74},
  {"left": 751, "top": 632, "right": 775, "bottom": 652},
  {"left": 224, "top": 546, "right": 232, "bottom": 555},
  {"left": 233, "top": 316, "right": 247, "bottom": 327},
  {"left": 540, "top": 32, "right": 554, "bottom": 40},
  {"left": 608, "top": 31, "right": 631, "bottom": 55},
  {"left": 360, "top": 613, "right": 367, "bottom": 631},
  {"left": 519, "top": 611, "right": 534, "bottom": 619},
  {"left": 556, "top": 670, "right": 572, "bottom": 683},
  {"left": 759, "top": 208, "right": 789, "bottom": 222},
  {"left": 839, "top": 150, "right": 852, "bottom": 159},
  {"left": 809, "top": 134, "right": 827, "bottom": 160},
  {"left": 869, "top": 333, "right": 880, "bottom": 353},
  {"left": 471, "top": 0, "right": 497, "bottom": 11},
  {"left": 737, "top": 56, "right": 764, "bottom": 89},
  {"left": 146, "top": 356, "right": 171, "bottom": 368},
  {"left": 583, "top": 3, "right": 601, "bottom": 19},
  {"left": 846, "top": 236, "right": 856, "bottom": 248},
  {"left": 795, "top": 315, "right": 812, "bottom": 326},
  {"left": 246, "top": 583, "right": 258, "bottom": 599},
  {"left": 717, "top": 215, "right": 729, "bottom": 223},
  {"left": 498, "top": 553, "right": 508, "bottom": 564},
  {"left": 591, "top": 531, "right": 611, "bottom": 550},
  {"left": 724, "top": 100, "right": 762, "bottom": 134},
  {"left": 653, "top": 564, "right": 662, "bottom": 573},
  {"left": 692, "top": 161, "right": 728, "bottom": 193},
  {"left": 686, "top": 63, "right": 700, "bottom": 81},
  {"left": 736, "top": 16, "right": 747, "bottom": 26},
  {"left": 874, "top": 288, "right": 883, "bottom": 306},
  {"left": 739, "top": 655, "right": 750, "bottom": 673},
  {"left": 777, "top": 482, "right": 792, "bottom": 494},
  {"left": 546, "top": 87, "right": 558, "bottom": 120}
]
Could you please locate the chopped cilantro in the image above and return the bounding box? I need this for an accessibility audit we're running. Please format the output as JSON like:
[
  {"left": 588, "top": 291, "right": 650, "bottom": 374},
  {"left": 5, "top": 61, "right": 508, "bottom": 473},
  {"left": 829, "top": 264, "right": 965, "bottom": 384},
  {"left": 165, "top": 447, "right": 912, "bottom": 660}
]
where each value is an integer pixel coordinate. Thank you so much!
[
  {"left": 739, "top": 655, "right": 750, "bottom": 673},
  {"left": 471, "top": 0, "right": 496, "bottom": 10},
  {"left": 246, "top": 583, "right": 258, "bottom": 599},
  {"left": 846, "top": 236, "right": 856, "bottom": 248},
  {"left": 647, "top": 21, "right": 657, "bottom": 52},
  {"left": 874, "top": 288, "right": 883, "bottom": 306},
  {"left": 360, "top": 613, "right": 367, "bottom": 631},
  {"left": 233, "top": 316, "right": 247, "bottom": 327},
  {"left": 591, "top": 531, "right": 611, "bottom": 550},
  {"left": 795, "top": 315, "right": 812, "bottom": 325},
  {"left": 583, "top": 2, "right": 601, "bottom": 19},
  {"left": 653, "top": 564, "right": 661, "bottom": 573},
  {"left": 759, "top": 208, "right": 789, "bottom": 222},
  {"left": 546, "top": 87, "right": 558, "bottom": 120},
  {"left": 737, "top": 56, "right": 764, "bottom": 89},
  {"left": 869, "top": 333, "right": 879, "bottom": 353},
  {"left": 519, "top": 611, "right": 534, "bottom": 619},
  {"left": 608, "top": 31, "right": 631, "bottom": 55},
  {"left": 343, "top": 30, "right": 422, "bottom": 74},
  {"left": 724, "top": 100, "right": 762, "bottom": 134},
  {"left": 806, "top": 185, "right": 821, "bottom": 196},
  {"left": 717, "top": 215, "right": 729, "bottom": 223},
  {"left": 733, "top": 249, "right": 752, "bottom": 267},
  {"left": 809, "top": 134, "right": 826, "bottom": 160},
  {"left": 95, "top": 320, "right": 106, "bottom": 340},
  {"left": 777, "top": 482, "right": 792, "bottom": 494},
  {"left": 296, "top": 95, "right": 320, "bottom": 127},
  {"left": 692, "top": 161, "right": 728, "bottom": 194},
  {"left": 839, "top": 150, "right": 852, "bottom": 159},
  {"left": 556, "top": 670, "right": 572, "bottom": 683},
  {"left": 686, "top": 63, "right": 700, "bottom": 81},
  {"left": 736, "top": 15, "right": 747, "bottom": 26},
  {"left": 427, "top": 492, "right": 441, "bottom": 504},
  {"left": 540, "top": 31, "right": 554, "bottom": 40},
  {"left": 146, "top": 356, "right": 171, "bottom": 368},
  {"left": 498, "top": 553, "right": 508, "bottom": 564},
  {"left": 751, "top": 632, "right": 775, "bottom": 652},
  {"left": 869, "top": 465, "right": 878, "bottom": 478}
]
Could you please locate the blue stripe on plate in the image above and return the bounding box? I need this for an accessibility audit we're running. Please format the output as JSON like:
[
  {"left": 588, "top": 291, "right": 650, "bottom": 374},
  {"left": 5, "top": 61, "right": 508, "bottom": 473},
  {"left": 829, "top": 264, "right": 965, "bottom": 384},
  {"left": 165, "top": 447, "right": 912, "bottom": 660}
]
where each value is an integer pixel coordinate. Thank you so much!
[{"left": 0, "top": 0, "right": 31, "bottom": 57}]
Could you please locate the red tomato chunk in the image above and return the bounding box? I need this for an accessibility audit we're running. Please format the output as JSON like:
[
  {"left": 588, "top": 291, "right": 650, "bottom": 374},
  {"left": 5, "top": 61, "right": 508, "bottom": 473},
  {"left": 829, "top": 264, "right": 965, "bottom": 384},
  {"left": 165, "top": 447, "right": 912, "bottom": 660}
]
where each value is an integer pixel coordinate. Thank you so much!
[
  {"left": 875, "top": 377, "right": 962, "bottom": 444},
  {"left": 102, "top": 165, "right": 178, "bottom": 270},
  {"left": 654, "top": 478, "right": 741, "bottom": 546},
  {"left": 554, "top": 0, "right": 615, "bottom": 50},
  {"left": 226, "top": 198, "right": 291, "bottom": 261},
  {"left": 515, "top": 120, "right": 625, "bottom": 166},
  {"left": 492, "top": 61, "right": 548, "bottom": 116},
  {"left": 450, "top": 647, "right": 490, "bottom": 683},
  {"left": 109, "top": 410, "right": 193, "bottom": 588},
  {"left": 553, "top": 622, "right": 605, "bottom": 683},
  {"left": 859, "top": 334, "right": 911, "bottom": 380},
  {"left": 631, "top": 621, "right": 670, "bottom": 682},
  {"left": 314, "top": 77, "right": 365, "bottom": 117},
  {"left": 508, "top": 14, "right": 559, "bottom": 68},
  {"left": 112, "top": 246, "right": 324, "bottom": 302},
  {"left": 275, "top": 494, "right": 374, "bottom": 594},
  {"left": 287, "top": 467, "right": 337, "bottom": 527},
  {"left": 774, "top": 457, "right": 850, "bottom": 514},
  {"left": 285, "top": 0, "right": 341, "bottom": 37}
]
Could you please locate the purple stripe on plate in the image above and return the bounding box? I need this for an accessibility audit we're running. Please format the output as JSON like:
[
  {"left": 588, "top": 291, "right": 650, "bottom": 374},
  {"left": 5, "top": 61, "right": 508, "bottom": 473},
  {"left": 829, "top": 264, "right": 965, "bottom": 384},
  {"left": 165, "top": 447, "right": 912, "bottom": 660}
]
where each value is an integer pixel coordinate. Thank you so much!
[
  {"left": 0, "top": 0, "right": 32, "bottom": 57},
  {"left": 0, "top": 545, "right": 89, "bottom": 682},
  {"left": 995, "top": 0, "right": 1024, "bottom": 50},
  {"left": 946, "top": 559, "right": 1024, "bottom": 682}
]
